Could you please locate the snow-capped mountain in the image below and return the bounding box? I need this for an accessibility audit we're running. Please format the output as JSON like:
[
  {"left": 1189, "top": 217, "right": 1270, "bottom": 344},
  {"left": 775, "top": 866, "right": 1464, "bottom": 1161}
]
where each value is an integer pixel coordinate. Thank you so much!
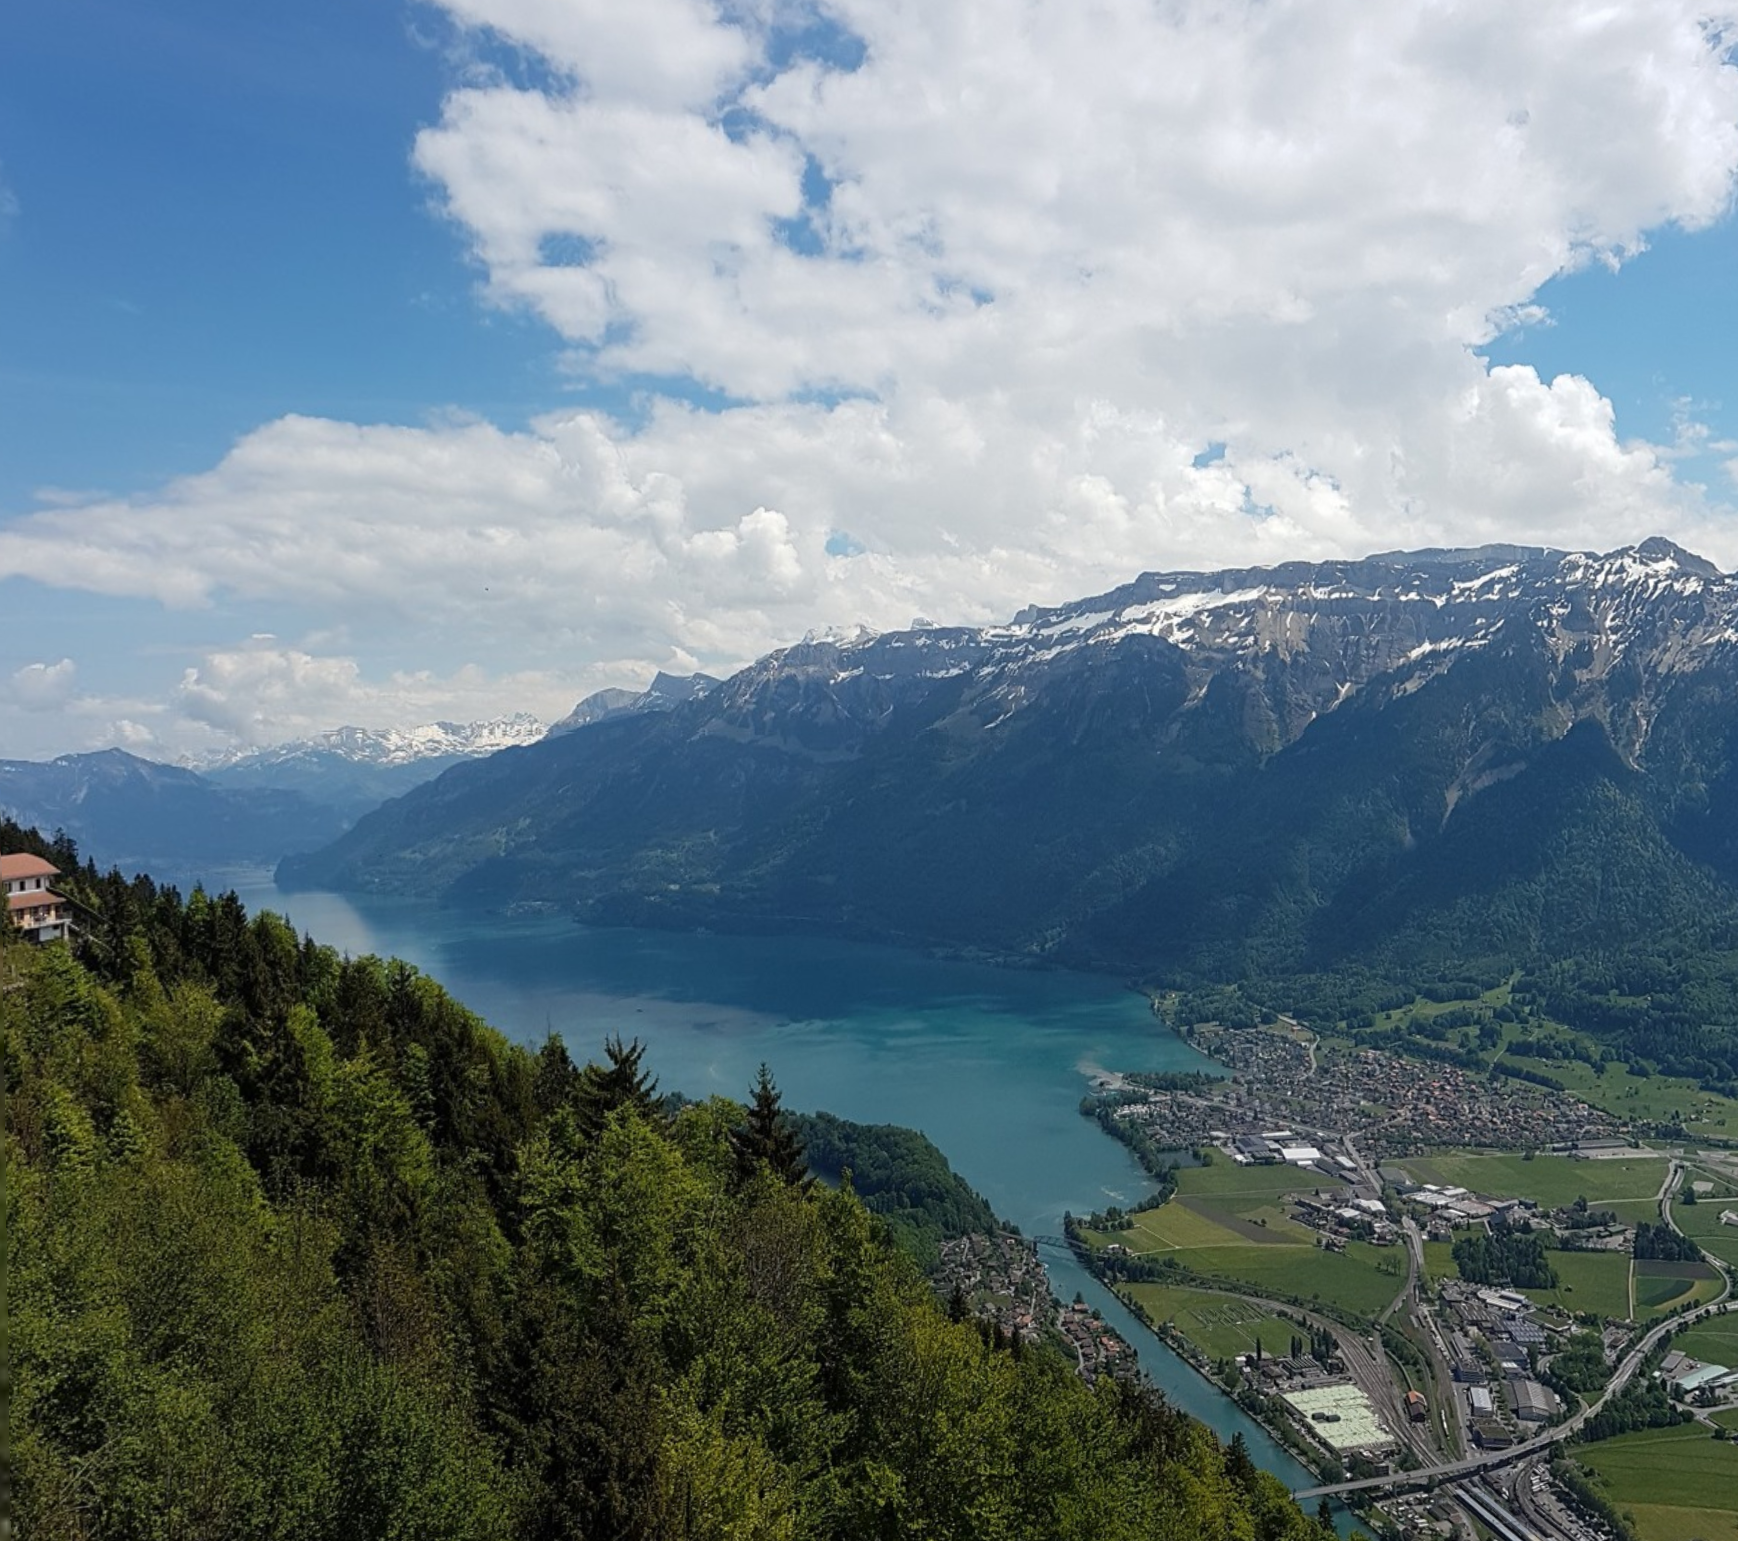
[
  {"left": 205, "top": 713, "right": 547, "bottom": 772},
  {"left": 283, "top": 540, "right": 1738, "bottom": 992},
  {"left": 204, "top": 714, "right": 547, "bottom": 818}
]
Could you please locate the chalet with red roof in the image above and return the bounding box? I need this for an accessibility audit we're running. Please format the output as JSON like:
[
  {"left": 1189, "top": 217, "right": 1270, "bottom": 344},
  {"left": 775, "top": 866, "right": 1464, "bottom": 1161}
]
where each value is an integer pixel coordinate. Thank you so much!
[{"left": 2, "top": 853, "right": 74, "bottom": 942}]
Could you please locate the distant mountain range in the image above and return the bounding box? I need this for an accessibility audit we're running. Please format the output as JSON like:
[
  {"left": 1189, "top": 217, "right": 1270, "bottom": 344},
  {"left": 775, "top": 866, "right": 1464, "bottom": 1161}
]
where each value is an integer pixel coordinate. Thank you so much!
[
  {"left": 0, "top": 750, "right": 350, "bottom": 870},
  {"left": 202, "top": 713, "right": 548, "bottom": 818},
  {"left": 1, "top": 714, "right": 550, "bottom": 872},
  {"left": 279, "top": 540, "right": 1738, "bottom": 1018}
]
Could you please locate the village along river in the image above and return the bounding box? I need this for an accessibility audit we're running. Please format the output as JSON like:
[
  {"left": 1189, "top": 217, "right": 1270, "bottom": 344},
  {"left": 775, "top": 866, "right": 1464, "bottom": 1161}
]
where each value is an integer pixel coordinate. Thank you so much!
[{"left": 209, "top": 872, "right": 1325, "bottom": 1496}]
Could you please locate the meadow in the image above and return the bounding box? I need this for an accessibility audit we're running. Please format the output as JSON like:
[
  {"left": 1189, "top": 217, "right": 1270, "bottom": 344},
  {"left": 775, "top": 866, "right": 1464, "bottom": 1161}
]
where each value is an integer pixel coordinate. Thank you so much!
[
  {"left": 1673, "top": 1188, "right": 1738, "bottom": 1271},
  {"left": 1364, "top": 987, "right": 1738, "bottom": 1139},
  {"left": 1671, "top": 1311, "right": 1738, "bottom": 1367},
  {"left": 1535, "top": 1054, "right": 1738, "bottom": 1137},
  {"left": 1085, "top": 1163, "right": 1406, "bottom": 1321},
  {"left": 1398, "top": 1151, "right": 1667, "bottom": 1211},
  {"left": 1572, "top": 1424, "right": 1738, "bottom": 1541},
  {"left": 1519, "top": 1249, "right": 1633, "bottom": 1320},
  {"left": 1120, "top": 1284, "right": 1298, "bottom": 1360}
]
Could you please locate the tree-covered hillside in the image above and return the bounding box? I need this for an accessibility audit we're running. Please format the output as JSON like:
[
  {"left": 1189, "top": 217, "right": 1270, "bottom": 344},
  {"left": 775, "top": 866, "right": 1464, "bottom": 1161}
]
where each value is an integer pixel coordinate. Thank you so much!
[{"left": 4, "top": 827, "right": 1326, "bottom": 1540}]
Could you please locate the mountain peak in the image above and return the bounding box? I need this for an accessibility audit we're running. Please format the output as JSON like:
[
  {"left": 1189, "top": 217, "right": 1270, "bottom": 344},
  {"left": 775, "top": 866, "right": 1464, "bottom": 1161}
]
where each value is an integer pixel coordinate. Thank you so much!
[
  {"left": 1628, "top": 535, "right": 1720, "bottom": 576},
  {"left": 547, "top": 672, "right": 720, "bottom": 737}
]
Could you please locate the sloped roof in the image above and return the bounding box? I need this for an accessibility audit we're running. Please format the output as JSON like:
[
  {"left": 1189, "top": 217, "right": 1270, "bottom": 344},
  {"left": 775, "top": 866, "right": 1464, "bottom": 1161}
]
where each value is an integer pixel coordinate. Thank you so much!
[{"left": 1, "top": 852, "right": 60, "bottom": 881}]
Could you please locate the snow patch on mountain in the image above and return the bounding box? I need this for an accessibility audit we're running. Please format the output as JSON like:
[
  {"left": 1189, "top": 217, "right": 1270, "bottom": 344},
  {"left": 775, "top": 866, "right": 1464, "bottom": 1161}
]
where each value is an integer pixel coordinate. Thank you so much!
[{"left": 202, "top": 713, "right": 547, "bottom": 771}]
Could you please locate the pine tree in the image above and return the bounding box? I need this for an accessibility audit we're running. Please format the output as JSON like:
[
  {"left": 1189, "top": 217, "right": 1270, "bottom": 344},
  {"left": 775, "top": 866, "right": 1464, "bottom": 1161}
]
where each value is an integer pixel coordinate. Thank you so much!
[
  {"left": 575, "top": 1035, "right": 659, "bottom": 1140},
  {"left": 730, "top": 1063, "right": 811, "bottom": 1188},
  {"left": 532, "top": 1031, "right": 580, "bottom": 1118},
  {"left": 1225, "top": 1432, "right": 1256, "bottom": 1487},
  {"left": 1316, "top": 1497, "right": 1335, "bottom": 1534}
]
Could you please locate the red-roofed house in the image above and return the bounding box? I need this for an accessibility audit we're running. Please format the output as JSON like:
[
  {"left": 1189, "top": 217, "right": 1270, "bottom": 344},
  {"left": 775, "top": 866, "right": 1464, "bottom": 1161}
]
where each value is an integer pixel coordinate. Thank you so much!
[{"left": 2, "top": 853, "right": 74, "bottom": 942}]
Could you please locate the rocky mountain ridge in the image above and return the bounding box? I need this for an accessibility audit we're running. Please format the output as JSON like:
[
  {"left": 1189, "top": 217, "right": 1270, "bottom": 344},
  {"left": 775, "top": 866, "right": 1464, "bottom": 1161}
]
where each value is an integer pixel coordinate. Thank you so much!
[
  {"left": 546, "top": 672, "right": 720, "bottom": 735},
  {"left": 280, "top": 540, "right": 1738, "bottom": 999}
]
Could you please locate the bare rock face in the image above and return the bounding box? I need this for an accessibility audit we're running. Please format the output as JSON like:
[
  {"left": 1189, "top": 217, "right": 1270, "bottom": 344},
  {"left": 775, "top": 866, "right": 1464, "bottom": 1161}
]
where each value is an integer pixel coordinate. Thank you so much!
[{"left": 282, "top": 541, "right": 1738, "bottom": 983}]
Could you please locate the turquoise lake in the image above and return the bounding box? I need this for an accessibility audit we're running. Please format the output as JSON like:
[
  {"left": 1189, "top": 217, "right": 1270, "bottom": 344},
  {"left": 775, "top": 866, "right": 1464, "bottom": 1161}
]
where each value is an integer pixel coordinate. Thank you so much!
[{"left": 213, "top": 871, "right": 1328, "bottom": 1499}]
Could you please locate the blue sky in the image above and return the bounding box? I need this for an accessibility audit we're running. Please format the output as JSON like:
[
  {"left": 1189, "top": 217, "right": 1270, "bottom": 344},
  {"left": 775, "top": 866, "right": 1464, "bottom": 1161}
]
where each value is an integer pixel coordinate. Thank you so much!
[
  {"left": 0, "top": 0, "right": 555, "bottom": 503},
  {"left": 5, "top": 0, "right": 1738, "bottom": 759}
]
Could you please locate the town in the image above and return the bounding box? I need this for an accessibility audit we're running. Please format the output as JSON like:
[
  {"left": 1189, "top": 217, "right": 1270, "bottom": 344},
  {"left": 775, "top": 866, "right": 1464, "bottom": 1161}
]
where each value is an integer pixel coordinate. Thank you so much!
[
  {"left": 1073, "top": 1015, "right": 1738, "bottom": 1541},
  {"left": 934, "top": 1231, "right": 1141, "bottom": 1384}
]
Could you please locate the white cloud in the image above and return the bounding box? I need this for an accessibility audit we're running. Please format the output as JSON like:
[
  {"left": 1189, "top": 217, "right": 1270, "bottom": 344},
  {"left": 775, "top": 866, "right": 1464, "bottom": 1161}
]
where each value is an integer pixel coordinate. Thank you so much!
[
  {"left": 172, "top": 641, "right": 587, "bottom": 749},
  {"left": 4, "top": 658, "right": 78, "bottom": 711},
  {"left": 7, "top": 0, "right": 1738, "bottom": 755}
]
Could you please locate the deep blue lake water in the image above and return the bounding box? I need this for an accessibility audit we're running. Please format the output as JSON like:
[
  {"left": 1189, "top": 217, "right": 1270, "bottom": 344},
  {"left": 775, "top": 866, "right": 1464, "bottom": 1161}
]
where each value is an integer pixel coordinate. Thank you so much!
[{"left": 196, "top": 870, "right": 1327, "bottom": 1498}]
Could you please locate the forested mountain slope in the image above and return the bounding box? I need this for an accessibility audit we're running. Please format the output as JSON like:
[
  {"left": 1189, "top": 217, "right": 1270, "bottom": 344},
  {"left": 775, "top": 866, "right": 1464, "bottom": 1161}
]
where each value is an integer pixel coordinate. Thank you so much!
[
  {"left": 5, "top": 825, "right": 1324, "bottom": 1541},
  {"left": 0, "top": 749, "right": 350, "bottom": 867},
  {"left": 283, "top": 541, "right": 1738, "bottom": 1086}
]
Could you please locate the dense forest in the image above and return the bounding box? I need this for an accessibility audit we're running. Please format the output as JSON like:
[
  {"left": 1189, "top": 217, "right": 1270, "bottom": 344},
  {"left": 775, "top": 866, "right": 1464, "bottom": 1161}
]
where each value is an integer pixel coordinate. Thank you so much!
[
  {"left": 5, "top": 822, "right": 1328, "bottom": 1540},
  {"left": 1450, "top": 1228, "right": 1558, "bottom": 1289},
  {"left": 791, "top": 1110, "right": 1002, "bottom": 1273},
  {"left": 1632, "top": 1220, "right": 1704, "bottom": 1263}
]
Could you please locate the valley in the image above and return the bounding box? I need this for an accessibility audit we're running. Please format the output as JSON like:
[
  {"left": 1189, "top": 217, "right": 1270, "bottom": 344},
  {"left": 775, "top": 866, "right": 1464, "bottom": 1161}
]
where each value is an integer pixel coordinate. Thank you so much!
[
  {"left": 1071, "top": 1011, "right": 1738, "bottom": 1541},
  {"left": 19, "top": 542, "right": 1738, "bottom": 1541},
  {"left": 90, "top": 863, "right": 1738, "bottom": 1541}
]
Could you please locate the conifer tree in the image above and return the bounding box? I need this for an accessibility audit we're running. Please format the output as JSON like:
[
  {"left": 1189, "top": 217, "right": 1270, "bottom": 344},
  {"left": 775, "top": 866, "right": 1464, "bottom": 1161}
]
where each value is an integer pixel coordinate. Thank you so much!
[
  {"left": 532, "top": 1031, "right": 580, "bottom": 1117},
  {"left": 730, "top": 1063, "right": 810, "bottom": 1188},
  {"left": 946, "top": 1282, "right": 969, "bottom": 1323},
  {"left": 1225, "top": 1431, "right": 1256, "bottom": 1487},
  {"left": 575, "top": 1034, "right": 659, "bottom": 1140}
]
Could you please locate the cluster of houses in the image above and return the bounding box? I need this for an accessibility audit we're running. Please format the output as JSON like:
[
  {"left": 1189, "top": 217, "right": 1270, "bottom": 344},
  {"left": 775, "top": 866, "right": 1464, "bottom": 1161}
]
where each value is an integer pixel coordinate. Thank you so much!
[
  {"left": 936, "top": 1233, "right": 1051, "bottom": 1345},
  {"left": 2, "top": 853, "right": 73, "bottom": 943},
  {"left": 1177, "top": 1020, "right": 1620, "bottom": 1162},
  {"left": 1056, "top": 1299, "right": 1140, "bottom": 1384},
  {"left": 936, "top": 1232, "right": 1141, "bottom": 1383}
]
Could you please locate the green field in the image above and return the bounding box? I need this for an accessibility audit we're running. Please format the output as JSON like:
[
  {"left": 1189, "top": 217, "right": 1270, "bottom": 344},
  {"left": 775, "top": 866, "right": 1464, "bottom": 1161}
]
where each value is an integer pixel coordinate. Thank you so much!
[
  {"left": 1573, "top": 1424, "right": 1738, "bottom": 1541},
  {"left": 1673, "top": 1311, "right": 1738, "bottom": 1366},
  {"left": 1172, "top": 1242, "right": 1405, "bottom": 1319},
  {"left": 1514, "top": 1053, "right": 1738, "bottom": 1138},
  {"left": 1399, "top": 1151, "right": 1667, "bottom": 1210},
  {"left": 1514, "top": 1248, "right": 1634, "bottom": 1319},
  {"left": 1355, "top": 986, "right": 1738, "bottom": 1137},
  {"left": 1083, "top": 1164, "right": 1404, "bottom": 1320},
  {"left": 1673, "top": 1190, "right": 1738, "bottom": 1271},
  {"left": 1120, "top": 1284, "right": 1298, "bottom": 1360},
  {"left": 1173, "top": 1161, "right": 1349, "bottom": 1213},
  {"left": 1635, "top": 1271, "right": 1722, "bottom": 1317},
  {"left": 1422, "top": 1240, "right": 1457, "bottom": 1281},
  {"left": 1712, "top": 1407, "right": 1738, "bottom": 1433}
]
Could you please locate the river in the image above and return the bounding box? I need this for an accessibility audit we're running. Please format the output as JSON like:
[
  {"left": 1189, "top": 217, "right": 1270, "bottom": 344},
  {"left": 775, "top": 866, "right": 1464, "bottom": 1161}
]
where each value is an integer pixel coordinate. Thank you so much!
[{"left": 201, "top": 870, "right": 1329, "bottom": 1499}]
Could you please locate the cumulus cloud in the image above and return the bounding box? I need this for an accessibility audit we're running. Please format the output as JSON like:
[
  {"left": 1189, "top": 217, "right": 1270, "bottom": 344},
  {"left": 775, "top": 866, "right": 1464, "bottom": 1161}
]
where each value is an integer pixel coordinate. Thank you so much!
[
  {"left": 7, "top": 0, "right": 1738, "bottom": 752},
  {"left": 172, "top": 641, "right": 593, "bottom": 750},
  {"left": 4, "top": 658, "right": 78, "bottom": 711}
]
